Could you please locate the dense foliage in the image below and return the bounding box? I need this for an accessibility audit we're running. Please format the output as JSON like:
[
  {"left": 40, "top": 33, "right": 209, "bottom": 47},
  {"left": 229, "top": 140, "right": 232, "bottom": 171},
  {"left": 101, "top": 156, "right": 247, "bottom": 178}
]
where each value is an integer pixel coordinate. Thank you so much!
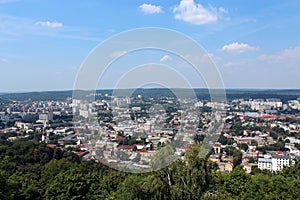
[{"left": 0, "top": 138, "right": 299, "bottom": 199}]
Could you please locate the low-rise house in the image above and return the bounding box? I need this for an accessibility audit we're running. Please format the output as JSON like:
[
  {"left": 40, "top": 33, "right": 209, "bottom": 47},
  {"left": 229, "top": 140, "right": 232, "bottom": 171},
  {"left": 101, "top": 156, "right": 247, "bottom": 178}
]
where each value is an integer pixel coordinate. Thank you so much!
[
  {"left": 118, "top": 145, "right": 135, "bottom": 152},
  {"left": 243, "top": 163, "right": 257, "bottom": 174},
  {"left": 209, "top": 154, "right": 220, "bottom": 163},
  {"left": 217, "top": 162, "right": 233, "bottom": 173}
]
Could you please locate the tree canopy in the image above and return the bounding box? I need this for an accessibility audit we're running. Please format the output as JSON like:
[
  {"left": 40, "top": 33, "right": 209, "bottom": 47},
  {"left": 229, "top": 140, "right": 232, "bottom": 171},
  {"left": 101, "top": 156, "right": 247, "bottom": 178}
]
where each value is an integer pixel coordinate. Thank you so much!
[{"left": 0, "top": 138, "right": 299, "bottom": 199}]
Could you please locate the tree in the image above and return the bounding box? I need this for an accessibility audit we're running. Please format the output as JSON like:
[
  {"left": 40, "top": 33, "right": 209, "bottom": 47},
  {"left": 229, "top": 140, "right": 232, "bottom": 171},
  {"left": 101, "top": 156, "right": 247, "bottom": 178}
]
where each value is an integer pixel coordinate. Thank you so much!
[
  {"left": 0, "top": 171, "right": 11, "bottom": 200},
  {"left": 2, "top": 131, "right": 300, "bottom": 200},
  {"left": 250, "top": 140, "right": 258, "bottom": 146},
  {"left": 146, "top": 144, "right": 211, "bottom": 200},
  {"left": 248, "top": 157, "right": 255, "bottom": 163},
  {"left": 150, "top": 144, "right": 177, "bottom": 171},
  {"left": 115, "top": 175, "right": 148, "bottom": 200},
  {"left": 41, "top": 159, "right": 72, "bottom": 183},
  {"left": 237, "top": 143, "right": 249, "bottom": 152},
  {"left": 250, "top": 166, "right": 261, "bottom": 175},
  {"left": 62, "top": 151, "right": 80, "bottom": 163},
  {"left": 38, "top": 145, "right": 54, "bottom": 165},
  {"left": 216, "top": 166, "right": 250, "bottom": 198},
  {"left": 194, "top": 134, "right": 205, "bottom": 143},
  {"left": 233, "top": 149, "right": 243, "bottom": 167},
  {"left": 217, "top": 134, "right": 234, "bottom": 145},
  {"left": 285, "top": 139, "right": 290, "bottom": 143},
  {"left": 242, "top": 173, "right": 272, "bottom": 199},
  {"left": 223, "top": 146, "right": 235, "bottom": 156},
  {"left": 53, "top": 148, "right": 63, "bottom": 160},
  {"left": 87, "top": 171, "right": 126, "bottom": 200},
  {"left": 44, "top": 168, "right": 91, "bottom": 199}
]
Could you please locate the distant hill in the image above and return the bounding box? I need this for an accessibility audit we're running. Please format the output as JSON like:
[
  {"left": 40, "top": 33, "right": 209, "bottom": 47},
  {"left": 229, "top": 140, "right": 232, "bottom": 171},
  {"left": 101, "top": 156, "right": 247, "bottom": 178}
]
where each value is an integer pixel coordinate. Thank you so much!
[
  {"left": 0, "top": 91, "right": 73, "bottom": 101},
  {"left": 0, "top": 88, "right": 299, "bottom": 102}
]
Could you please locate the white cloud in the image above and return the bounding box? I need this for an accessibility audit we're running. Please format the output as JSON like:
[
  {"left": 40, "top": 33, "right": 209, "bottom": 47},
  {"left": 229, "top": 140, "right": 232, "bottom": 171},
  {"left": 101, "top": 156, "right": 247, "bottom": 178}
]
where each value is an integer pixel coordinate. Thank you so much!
[
  {"left": 221, "top": 42, "right": 258, "bottom": 53},
  {"left": 258, "top": 46, "right": 300, "bottom": 64},
  {"left": 1, "top": 58, "right": 7, "bottom": 62},
  {"left": 139, "top": 3, "right": 162, "bottom": 14},
  {"left": 207, "top": 53, "right": 222, "bottom": 63},
  {"left": 218, "top": 7, "right": 228, "bottom": 14},
  {"left": 223, "top": 61, "right": 246, "bottom": 67},
  {"left": 35, "top": 21, "right": 63, "bottom": 28},
  {"left": 160, "top": 55, "right": 172, "bottom": 62},
  {"left": 173, "top": 0, "right": 225, "bottom": 25},
  {"left": 0, "top": 14, "right": 99, "bottom": 41},
  {"left": 182, "top": 53, "right": 220, "bottom": 67},
  {"left": 111, "top": 51, "right": 127, "bottom": 58}
]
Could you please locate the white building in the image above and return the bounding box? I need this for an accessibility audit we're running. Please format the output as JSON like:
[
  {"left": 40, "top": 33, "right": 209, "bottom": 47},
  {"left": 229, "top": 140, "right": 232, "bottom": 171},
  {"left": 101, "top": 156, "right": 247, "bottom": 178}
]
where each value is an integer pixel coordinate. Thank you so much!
[
  {"left": 79, "top": 109, "right": 89, "bottom": 118},
  {"left": 0, "top": 112, "right": 7, "bottom": 121},
  {"left": 258, "top": 157, "right": 272, "bottom": 171},
  {"left": 258, "top": 154, "right": 295, "bottom": 171},
  {"left": 272, "top": 155, "right": 289, "bottom": 171},
  {"left": 243, "top": 99, "right": 282, "bottom": 110},
  {"left": 288, "top": 100, "right": 300, "bottom": 110}
]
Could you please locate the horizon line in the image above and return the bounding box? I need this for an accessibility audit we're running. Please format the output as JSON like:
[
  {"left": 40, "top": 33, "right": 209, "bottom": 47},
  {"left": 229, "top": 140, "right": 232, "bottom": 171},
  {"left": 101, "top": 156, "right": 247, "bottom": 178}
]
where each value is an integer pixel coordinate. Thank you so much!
[{"left": 1, "top": 87, "right": 300, "bottom": 94}]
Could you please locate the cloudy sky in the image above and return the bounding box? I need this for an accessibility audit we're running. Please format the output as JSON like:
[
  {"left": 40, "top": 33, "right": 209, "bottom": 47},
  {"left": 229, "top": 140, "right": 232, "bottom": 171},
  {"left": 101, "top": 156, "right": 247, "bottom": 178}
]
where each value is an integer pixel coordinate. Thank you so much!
[{"left": 0, "top": 0, "right": 300, "bottom": 91}]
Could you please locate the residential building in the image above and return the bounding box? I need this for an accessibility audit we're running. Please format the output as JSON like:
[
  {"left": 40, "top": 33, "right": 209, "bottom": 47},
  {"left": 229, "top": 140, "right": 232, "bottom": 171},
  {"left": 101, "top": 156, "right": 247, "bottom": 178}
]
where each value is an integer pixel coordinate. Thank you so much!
[
  {"left": 39, "top": 112, "right": 53, "bottom": 121},
  {"left": 258, "top": 154, "right": 295, "bottom": 171}
]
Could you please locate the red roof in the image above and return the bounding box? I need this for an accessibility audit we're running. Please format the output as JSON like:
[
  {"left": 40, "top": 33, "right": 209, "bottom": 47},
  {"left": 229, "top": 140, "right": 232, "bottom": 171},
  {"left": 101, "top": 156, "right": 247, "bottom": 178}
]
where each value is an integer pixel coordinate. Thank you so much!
[
  {"left": 118, "top": 145, "right": 135, "bottom": 150},
  {"left": 259, "top": 114, "right": 277, "bottom": 119},
  {"left": 116, "top": 136, "right": 126, "bottom": 141},
  {"left": 47, "top": 144, "right": 56, "bottom": 148},
  {"left": 76, "top": 151, "right": 89, "bottom": 157},
  {"left": 138, "top": 148, "right": 148, "bottom": 153},
  {"left": 276, "top": 151, "right": 284, "bottom": 155}
]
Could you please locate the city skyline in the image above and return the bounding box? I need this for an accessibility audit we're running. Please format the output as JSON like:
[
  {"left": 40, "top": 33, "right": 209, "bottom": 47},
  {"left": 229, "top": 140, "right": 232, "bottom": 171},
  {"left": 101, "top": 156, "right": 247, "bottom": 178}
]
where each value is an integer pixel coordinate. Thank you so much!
[{"left": 0, "top": 0, "right": 300, "bottom": 91}]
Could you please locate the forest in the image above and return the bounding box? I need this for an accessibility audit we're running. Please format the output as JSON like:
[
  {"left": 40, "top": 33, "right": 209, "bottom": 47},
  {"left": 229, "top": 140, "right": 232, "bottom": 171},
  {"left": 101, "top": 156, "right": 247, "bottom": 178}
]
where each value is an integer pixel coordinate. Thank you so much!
[
  {"left": 0, "top": 137, "right": 299, "bottom": 200},
  {"left": 1, "top": 88, "right": 300, "bottom": 102}
]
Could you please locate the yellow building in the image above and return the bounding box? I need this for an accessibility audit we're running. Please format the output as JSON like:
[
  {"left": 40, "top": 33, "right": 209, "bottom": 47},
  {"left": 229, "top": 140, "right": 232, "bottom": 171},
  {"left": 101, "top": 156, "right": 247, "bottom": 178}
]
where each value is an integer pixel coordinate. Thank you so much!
[{"left": 217, "top": 162, "right": 233, "bottom": 173}]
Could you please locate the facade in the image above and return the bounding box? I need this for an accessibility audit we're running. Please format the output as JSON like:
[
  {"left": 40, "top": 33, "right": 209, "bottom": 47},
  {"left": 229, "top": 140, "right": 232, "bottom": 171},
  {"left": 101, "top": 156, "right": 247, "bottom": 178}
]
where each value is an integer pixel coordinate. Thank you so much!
[
  {"left": 217, "top": 162, "right": 233, "bottom": 173},
  {"left": 0, "top": 112, "right": 6, "bottom": 120},
  {"left": 258, "top": 157, "right": 272, "bottom": 171},
  {"left": 39, "top": 112, "right": 53, "bottom": 121},
  {"left": 79, "top": 109, "right": 89, "bottom": 118},
  {"left": 288, "top": 100, "right": 300, "bottom": 110},
  {"left": 271, "top": 155, "right": 291, "bottom": 171},
  {"left": 243, "top": 163, "right": 257, "bottom": 174},
  {"left": 258, "top": 154, "right": 294, "bottom": 171}
]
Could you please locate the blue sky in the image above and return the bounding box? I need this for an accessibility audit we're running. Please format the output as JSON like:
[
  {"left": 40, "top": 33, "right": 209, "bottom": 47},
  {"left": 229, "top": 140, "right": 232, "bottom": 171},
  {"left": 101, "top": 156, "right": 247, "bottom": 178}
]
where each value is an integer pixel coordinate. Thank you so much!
[{"left": 0, "top": 0, "right": 300, "bottom": 91}]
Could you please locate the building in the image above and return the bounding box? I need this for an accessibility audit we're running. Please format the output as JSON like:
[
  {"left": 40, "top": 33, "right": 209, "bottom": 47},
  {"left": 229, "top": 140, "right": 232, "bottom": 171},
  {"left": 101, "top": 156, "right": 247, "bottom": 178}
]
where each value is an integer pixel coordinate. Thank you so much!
[
  {"left": 248, "top": 99, "right": 282, "bottom": 110},
  {"left": 258, "top": 154, "right": 295, "bottom": 171},
  {"left": 0, "top": 112, "right": 7, "bottom": 121},
  {"left": 39, "top": 112, "right": 53, "bottom": 121},
  {"left": 271, "top": 155, "right": 292, "bottom": 171},
  {"left": 243, "top": 163, "right": 257, "bottom": 174},
  {"left": 288, "top": 100, "right": 300, "bottom": 110},
  {"left": 212, "top": 143, "right": 221, "bottom": 154},
  {"left": 79, "top": 109, "right": 89, "bottom": 118},
  {"left": 217, "top": 162, "right": 233, "bottom": 173},
  {"left": 258, "top": 157, "right": 272, "bottom": 171}
]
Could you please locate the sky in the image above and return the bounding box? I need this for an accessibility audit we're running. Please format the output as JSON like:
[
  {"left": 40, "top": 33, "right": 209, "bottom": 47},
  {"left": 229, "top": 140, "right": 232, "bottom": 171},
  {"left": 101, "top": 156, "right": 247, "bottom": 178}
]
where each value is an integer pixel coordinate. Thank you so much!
[{"left": 0, "top": 0, "right": 300, "bottom": 92}]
